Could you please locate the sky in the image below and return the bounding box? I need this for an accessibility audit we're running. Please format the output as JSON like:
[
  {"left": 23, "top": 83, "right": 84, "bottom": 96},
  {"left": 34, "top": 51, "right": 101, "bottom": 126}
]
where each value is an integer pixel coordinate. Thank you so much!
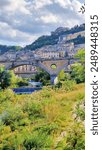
[{"left": 0, "top": 0, "right": 85, "bottom": 46}]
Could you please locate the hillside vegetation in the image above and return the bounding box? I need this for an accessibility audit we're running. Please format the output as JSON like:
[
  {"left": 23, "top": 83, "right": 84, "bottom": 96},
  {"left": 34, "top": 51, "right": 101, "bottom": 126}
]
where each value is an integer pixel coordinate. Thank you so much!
[
  {"left": 0, "top": 45, "right": 22, "bottom": 55},
  {"left": 0, "top": 83, "right": 85, "bottom": 150},
  {"left": 25, "top": 24, "right": 85, "bottom": 51},
  {"left": 0, "top": 49, "right": 85, "bottom": 149}
]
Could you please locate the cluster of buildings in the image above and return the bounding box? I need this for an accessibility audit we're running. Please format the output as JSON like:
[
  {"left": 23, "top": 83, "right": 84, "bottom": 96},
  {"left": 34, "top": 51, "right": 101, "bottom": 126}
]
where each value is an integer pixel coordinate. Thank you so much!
[
  {"left": 0, "top": 30, "right": 85, "bottom": 77},
  {"left": 0, "top": 30, "right": 85, "bottom": 61},
  {"left": 34, "top": 43, "right": 71, "bottom": 59},
  {"left": 34, "top": 31, "right": 85, "bottom": 59}
]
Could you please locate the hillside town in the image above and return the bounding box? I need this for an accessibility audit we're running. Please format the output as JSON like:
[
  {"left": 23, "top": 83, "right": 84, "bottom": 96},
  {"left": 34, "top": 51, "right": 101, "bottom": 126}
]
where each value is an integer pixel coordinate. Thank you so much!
[
  {"left": 0, "top": 30, "right": 85, "bottom": 77},
  {"left": 34, "top": 30, "right": 85, "bottom": 59},
  {"left": 0, "top": 30, "right": 85, "bottom": 60}
]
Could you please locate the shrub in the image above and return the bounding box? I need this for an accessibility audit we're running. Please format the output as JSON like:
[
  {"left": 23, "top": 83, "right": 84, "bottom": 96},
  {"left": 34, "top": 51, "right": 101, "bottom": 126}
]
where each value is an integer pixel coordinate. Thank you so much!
[
  {"left": 75, "top": 100, "right": 85, "bottom": 121},
  {"left": 1, "top": 107, "right": 24, "bottom": 130},
  {"left": 71, "top": 63, "right": 85, "bottom": 83},
  {"left": 23, "top": 101, "right": 43, "bottom": 118},
  {"left": 64, "top": 124, "right": 85, "bottom": 150},
  {"left": 0, "top": 89, "right": 15, "bottom": 103},
  {"left": 34, "top": 123, "right": 59, "bottom": 135},
  {"left": 17, "top": 78, "right": 29, "bottom": 87},
  {"left": 62, "top": 80, "right": 76, "bottom": 91},
  {"left": 0, "top": 133, "right": 25, "bottom": 150},
  {"left": 1, "top": 145, "right": 15, "bottom": 150},
  {"left": 23, "top": 133, "right": 53, "bottom": 150},
  {"left": 70, "top": 49, "right": 85, "bottom": 84},
  {"left": 58, "top": 70, "right": 66, "bottom": 81},
  {"left": 32, "top": 69, "right": 50, "bottom": 86},
  {"left": 0, "top": 67, "right": 12, "bottom": 89}
]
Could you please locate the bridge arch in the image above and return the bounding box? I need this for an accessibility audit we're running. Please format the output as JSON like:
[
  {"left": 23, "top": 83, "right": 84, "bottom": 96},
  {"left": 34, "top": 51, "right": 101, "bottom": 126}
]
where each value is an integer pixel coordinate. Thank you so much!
[
  {"left": 5, "top": 61, "right": 51, "bottom": 75},
  {"left": 4, "top": 59, "right": 70, "bottom": 84}
]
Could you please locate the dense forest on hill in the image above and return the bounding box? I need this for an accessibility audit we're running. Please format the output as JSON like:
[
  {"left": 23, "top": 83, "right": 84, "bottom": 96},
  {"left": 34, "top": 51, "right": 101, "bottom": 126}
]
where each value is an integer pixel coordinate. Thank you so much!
[
  {"left": 25, "top": 24, "right": 85, "bottom": 50},
  {"left": 66, "top": 35, "right": 85, "bottom": 45},
  {"left": 0, "top": 45, "right": 22, "bottom": 55}
]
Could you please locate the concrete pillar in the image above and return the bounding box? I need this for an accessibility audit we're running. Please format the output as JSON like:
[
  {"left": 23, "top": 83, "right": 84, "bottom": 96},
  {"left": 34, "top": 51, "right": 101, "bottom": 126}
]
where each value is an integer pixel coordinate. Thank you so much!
[{"left": 50, "top": 75, "right": 58, "bottom": 85}]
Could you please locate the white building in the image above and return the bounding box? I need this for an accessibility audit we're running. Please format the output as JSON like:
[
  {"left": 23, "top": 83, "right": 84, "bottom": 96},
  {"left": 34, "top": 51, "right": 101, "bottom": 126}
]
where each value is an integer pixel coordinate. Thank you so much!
[{"left": 42, "top": 51, "right": 60, "bottom": 59}]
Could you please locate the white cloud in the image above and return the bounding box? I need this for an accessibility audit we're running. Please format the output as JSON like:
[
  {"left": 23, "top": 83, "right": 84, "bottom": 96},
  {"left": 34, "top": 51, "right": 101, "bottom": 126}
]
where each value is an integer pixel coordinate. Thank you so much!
[
  {"left": 0, "top": 21, "right": 37, "bottom": 45},
  {"left": 63, "top": 19, "right": 81, "bottom": 27},
  {"left": 33, "top": 0, "right": 53, "bottom": 9},
  {"left": 40, "top": 14, "right": 59, "bottom": 24},
  {"left": 0, "top": 0, "right": 85, "bottom": 46},
  {"left": 0, "top": 22, "right": 16, "bottom": 39},
  {"left": 0, "top": 0, "right": 31, "bottom": 15},
  {"left": 54, "top": 0, "right": 71, "bottom": 8},
  {"left": 72, "top": 0, "right": 82, "bottom": 12}
]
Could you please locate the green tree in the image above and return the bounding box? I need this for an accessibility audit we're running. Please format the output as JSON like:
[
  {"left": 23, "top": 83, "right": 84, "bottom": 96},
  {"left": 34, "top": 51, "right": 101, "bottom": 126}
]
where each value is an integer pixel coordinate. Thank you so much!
[
  {"left": 71, "top": 49, "right": 85, "bottom": 83},
  {"left": 71, "top": 63, "right": 85, "bottom": 83},
  {"left": 17, "top": 78, "right": 29, "bottom": 87},
  {"left": 58, "top": 70, "right": 66, "bottom": 81},
  {"left": 75, "top": 48, "right": 85, "bottom": 65},
  {"left": 0, "top": 67, "right": 12, "bottom": 89},
  {"left": 9, "top": 70, "right": 18, "bottom": 88},
  {"left": 32, "top": 69, "right": 50, "bottom": 85}
]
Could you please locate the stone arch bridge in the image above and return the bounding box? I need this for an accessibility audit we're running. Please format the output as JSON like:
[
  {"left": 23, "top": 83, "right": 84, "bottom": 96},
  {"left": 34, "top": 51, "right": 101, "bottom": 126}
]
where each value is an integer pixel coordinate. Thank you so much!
[{"left": 0, "top": 55, "right": 75, "bottom": 84}]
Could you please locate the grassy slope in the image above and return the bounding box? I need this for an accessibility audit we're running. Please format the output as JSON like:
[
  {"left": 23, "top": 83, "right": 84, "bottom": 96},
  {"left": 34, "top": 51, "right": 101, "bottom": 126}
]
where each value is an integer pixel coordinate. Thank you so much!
[{"left": 0, "top": 83, "right": 85, "bottom": 150}]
